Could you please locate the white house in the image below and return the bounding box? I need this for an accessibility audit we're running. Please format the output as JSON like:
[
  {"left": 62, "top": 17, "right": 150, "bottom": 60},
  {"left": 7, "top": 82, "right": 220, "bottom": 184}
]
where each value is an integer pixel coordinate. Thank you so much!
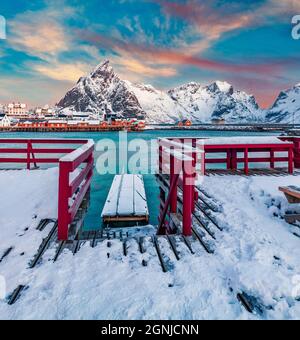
[
  {"left": 6, "top": 103, "right": 28, "bottom": 117},
  {"left": 0, "top": 114, "right": 12, "bottom": 127}
]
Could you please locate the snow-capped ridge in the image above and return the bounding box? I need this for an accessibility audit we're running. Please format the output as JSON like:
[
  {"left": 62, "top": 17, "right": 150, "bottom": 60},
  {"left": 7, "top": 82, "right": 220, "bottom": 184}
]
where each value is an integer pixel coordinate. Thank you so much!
[{"left": 265, "top": 83, "right": 300, "bottom": 123}]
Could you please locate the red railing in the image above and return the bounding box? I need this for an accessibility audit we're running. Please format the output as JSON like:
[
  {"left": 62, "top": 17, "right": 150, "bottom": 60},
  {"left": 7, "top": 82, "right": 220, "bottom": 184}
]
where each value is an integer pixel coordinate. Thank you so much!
[
  {"left": 158, "top": 138, "right": 199, "bottom": 236},
  {"left": 157, "top": 136, "right": 299, "bottom": 237},
  {"left": 159, "top": 137, "right": 296, "bottom": 175},
  {"left": 278, "top": 136, "right": 300, "bottom": 169},
  {"left": 0, "top": 139, "right": 95, "bottom": 240}
]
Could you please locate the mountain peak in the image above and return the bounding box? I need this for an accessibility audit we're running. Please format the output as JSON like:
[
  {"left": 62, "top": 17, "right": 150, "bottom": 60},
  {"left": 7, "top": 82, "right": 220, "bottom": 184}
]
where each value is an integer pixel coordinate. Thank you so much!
[
  {"left": 90, "top": 59, "right": 114, "bottom": 79},
  {"left": 209, "top": 81, "right": 233, "bottom": 94}
]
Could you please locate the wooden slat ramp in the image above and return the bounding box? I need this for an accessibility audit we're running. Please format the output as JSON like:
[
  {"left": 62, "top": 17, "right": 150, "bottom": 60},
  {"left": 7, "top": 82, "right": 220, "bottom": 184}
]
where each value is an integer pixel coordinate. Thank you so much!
[
  {"left": 7, "top": 190, "right": 268, "bottom": 316},
  {"left": 101, "top": 174, "right": 149, "bottom": 224}
]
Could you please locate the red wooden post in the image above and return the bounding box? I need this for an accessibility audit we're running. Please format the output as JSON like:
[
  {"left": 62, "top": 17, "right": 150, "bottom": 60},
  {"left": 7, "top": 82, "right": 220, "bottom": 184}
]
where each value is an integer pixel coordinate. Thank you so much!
[
  {"left": 26, "top": 141, "right": 31, "bottom": 170},
  {"left": 293, "top": 140, "right": 300, "bottom": 169},
  {"left": 244, "top": 148, "right": 249, "bottom": 175},
  {"left": 58, "top": 161, "right": 71, "bottom": 241},
  {"left": 226, "top": 149, "right": 231, "bottom": 170},
  {"left": 170, "top": 153, "right": 178, "bottom": 213},
  {"left": 231, "top": 149, "right": 237, "bottom": 170},
  {"left": 182, "top": 159, "right": 194, "bottom": 237},
  {"left": 191, "top": 146, "right": 197, "bottom": 213},
  {"left": 288, "top": 147, "right": 294, "bottom": 174},
  {"left": 270, "top": 150, "right": 275, "bottom": 169}
]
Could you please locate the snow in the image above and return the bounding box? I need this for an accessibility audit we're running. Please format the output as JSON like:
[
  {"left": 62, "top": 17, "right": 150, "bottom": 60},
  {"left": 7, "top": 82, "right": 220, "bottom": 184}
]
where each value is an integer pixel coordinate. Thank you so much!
[
  {"left": 101, "top": 175, "right": 148, "bottom": 217},
  {"left": 214, "top": 81, "right": 232, "bottom": 93},
  {"left": 0, "top": 168, "right": 58, "bottom": 302},
  {"left": 1, "top": 169, "right": 300, "bottom": 319},
  {"left": 126, "top": 82, "right": 185, "bottom": 124},
  {"left": 61, "top": 139, "right": 94, "bottom": 162}
]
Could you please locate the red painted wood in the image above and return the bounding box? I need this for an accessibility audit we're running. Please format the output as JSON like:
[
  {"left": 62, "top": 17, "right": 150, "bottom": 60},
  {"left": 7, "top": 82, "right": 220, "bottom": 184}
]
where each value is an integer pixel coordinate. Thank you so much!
[
  {"left": 70, "top": 162, "right": 93, "bottom": 196},
  {"left": 244, "top": 148, "right": 249, "bottom": 175},
  {"left": 170, "top": 153, "right": 178, "bottom": 214},
  {"left": 0, "top": 138, "right": 94, "bottom": 241},
  {"left": 182, "top": 159, "right": 193, "bottom": 237},
  {"left": 58, "top": 161, "right": 72, "bottom": 241}
]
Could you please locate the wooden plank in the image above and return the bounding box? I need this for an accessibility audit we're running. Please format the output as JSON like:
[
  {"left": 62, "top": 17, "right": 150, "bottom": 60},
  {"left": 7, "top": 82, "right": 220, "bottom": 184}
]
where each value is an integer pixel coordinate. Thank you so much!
[
  {"left": 279, "top": 186, "right": 300, "bottom": 203},
  {"left": 8, "top": 285, "right": 26, "bottom": 305},
  {"left": 284, "top": 214, "right": 300, "bottom": 224},
  {"left": 152, "top": 236, "right": 168, "bottom": 273},
  {"left": 167, "top": 235, "right": 181, "bottom": 261},
  {"left": 182, "top": 236, "right": 195, "bottom": 254},
  {"left": 192, "top": 227, "right": 214, "bottom": 254}
]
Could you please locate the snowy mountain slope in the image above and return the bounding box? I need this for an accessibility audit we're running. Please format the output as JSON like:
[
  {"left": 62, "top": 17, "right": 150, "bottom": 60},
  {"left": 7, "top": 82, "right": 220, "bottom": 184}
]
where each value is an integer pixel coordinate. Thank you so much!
[
  {"left": 125, "top": 82, "right": 187, "bottom": 123},
  {"left": 265, "top": 84, "right": 300, "bottom": 123}
]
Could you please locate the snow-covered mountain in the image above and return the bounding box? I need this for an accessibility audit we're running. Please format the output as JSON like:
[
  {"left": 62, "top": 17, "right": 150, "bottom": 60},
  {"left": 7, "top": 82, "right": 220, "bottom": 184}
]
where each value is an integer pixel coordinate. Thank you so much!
[
  {"left": 168, "top": 81, "right": 262, "bottom": 123},
  {"left": 265, "top": 84, "right": 300, "bottom": 123},
  {"left": 57, "top": 60, "right": 299, "bottom": 124},
  {"left": 57, "top": 60, "right": 146, "bottom": 120}
]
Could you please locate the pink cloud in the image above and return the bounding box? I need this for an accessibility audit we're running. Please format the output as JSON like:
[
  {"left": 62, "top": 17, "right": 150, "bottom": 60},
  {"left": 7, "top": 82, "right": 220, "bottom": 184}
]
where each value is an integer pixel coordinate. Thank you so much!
[{"left": 78, "top": 30, "right": 289, "bottom": 77}]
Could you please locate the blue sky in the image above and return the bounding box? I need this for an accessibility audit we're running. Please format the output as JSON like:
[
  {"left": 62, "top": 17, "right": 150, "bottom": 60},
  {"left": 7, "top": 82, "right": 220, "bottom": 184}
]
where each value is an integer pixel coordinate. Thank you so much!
[{"left": 0, "top": 0, "right": 299, "bottom": 108}]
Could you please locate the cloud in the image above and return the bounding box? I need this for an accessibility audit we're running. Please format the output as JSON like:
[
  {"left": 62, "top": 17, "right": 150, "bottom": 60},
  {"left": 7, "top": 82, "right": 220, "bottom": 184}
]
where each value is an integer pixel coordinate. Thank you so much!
[
  {"left": 152, "top": 0, "right": 300, "bottom": 55},
  {"left": 78, "top": 30, "right": 292, "bottom": 77},
  {"left": 33, "top": 62, "right": 91, "bottom": 82},
  {"left": 7, "top": 1, "right": 95, "bottom": 84},
  {"left": 8, "top": 5, "right": 73, "bottom": 59},
  {"left": 116, "top": 57, "right": 177, "bottom": 77}
]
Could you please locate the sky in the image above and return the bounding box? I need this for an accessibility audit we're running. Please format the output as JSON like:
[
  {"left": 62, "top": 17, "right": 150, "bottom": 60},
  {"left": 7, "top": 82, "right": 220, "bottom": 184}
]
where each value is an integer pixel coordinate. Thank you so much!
[{"left": 0, "top": 0, "right": 299, "bottom": 108}]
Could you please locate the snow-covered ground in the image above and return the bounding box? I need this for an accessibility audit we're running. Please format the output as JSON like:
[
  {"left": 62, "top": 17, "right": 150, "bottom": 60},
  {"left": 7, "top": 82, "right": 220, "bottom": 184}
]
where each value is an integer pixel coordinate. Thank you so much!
[
  {"left": 0, "top": 169, "right": 58, "bottom": 306},
  {"left": 1, "top": 169, "right": 300, "bottom": 320}
]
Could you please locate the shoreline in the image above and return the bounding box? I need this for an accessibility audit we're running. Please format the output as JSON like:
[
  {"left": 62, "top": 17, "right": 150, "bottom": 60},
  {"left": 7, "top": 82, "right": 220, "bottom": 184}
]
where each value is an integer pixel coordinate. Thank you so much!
[{"left": 0, "top": 126, "right": 297, "bottom": 134}]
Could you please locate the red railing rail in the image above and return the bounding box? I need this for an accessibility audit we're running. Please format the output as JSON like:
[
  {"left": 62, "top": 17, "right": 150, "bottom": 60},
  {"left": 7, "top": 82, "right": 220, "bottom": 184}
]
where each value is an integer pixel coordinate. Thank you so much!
[
  {"left": 58, "top": 140, "right": 94, "bottom": 240},
  {"left": 0, "top": 138, "right": 95, "bottom": 240}
]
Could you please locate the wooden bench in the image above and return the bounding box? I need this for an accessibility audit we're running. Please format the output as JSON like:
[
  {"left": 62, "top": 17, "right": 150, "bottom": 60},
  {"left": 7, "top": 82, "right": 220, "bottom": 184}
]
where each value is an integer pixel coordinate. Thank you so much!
[
  {"left": 279, "top": 186, "right": 300, "bottom": 223},
  {"left": 279, "top": 186, "right": 300, "bottom": 203}
]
